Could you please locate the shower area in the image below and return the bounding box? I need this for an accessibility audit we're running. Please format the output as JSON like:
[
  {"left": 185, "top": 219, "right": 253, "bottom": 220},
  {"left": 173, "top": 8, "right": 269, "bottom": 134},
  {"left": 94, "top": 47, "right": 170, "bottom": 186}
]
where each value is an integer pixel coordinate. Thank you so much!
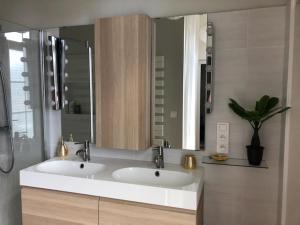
[
  {"left": 0, "top": 19, "right": 94, "bottom": 225},
  {"left": 0, "top": 20, "right": 44, "bottom": 225}
]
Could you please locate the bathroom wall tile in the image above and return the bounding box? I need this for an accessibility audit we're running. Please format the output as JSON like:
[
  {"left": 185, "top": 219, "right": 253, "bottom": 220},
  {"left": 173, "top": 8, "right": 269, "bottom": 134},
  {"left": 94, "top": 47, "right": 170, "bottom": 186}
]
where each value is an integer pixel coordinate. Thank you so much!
[
  {"left": 204, "top": 166, "right": 255, "bottom": 225},
  {"left": 247, "top": 7, "right": 286, "bottom": 47},
  {"left": 203, "top": 165, "right": 281, "bottom": 225},
  {"left": 204, "top": 6, "right": 285, "bottom": 225},
  {"left": 247, "top": 46, "right": 285, "bottom": 75},
  {"left": 214, "top": 48, "right": 248, "bottom": 82},
  {"left": 209, "top": 11, "right": 248, "bottom": 49}
]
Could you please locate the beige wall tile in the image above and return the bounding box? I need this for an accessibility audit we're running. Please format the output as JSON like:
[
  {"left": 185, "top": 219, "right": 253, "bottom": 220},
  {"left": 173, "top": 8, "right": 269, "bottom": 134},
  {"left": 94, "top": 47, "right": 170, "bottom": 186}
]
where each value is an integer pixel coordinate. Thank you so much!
[
  {"left": 205, "top": 6, "right": 286, "bottom": 225},
  {"left": 209, "top": 11, "right": 248, "bottom": 49},
  {"left": 247, "top": 7, "right": 286, "bottom": 47}
]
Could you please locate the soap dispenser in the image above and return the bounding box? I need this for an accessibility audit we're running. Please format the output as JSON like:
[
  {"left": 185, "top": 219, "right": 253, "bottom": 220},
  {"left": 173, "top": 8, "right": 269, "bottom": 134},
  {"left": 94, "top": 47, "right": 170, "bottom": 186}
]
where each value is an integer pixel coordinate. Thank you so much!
[
  {"left": 69, "top": 133, "right": 74, "bottom": 142},
  {"left": 57, "top": 136, "right": 69, "bottom": 158}
]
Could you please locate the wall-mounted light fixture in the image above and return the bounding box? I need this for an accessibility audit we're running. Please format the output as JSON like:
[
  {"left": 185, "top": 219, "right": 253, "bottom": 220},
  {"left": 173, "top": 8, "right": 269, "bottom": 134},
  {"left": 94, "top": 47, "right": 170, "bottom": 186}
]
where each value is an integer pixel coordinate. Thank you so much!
[
  {"left": 206, "top": 22, "right": 214, "bottom": 113},
  {"left": 46, "top": 36, "right": 68, "bottom": 110}
]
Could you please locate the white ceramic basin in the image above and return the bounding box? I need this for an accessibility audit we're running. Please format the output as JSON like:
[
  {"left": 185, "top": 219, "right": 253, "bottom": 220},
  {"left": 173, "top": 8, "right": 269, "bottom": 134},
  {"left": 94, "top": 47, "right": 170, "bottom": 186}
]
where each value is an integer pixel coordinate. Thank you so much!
[
  {"left": 112, "top": 167, "right": 194, "bottom": 187},
  {"left": 36, "top": 160, "right": 106, "bottom": 177}
]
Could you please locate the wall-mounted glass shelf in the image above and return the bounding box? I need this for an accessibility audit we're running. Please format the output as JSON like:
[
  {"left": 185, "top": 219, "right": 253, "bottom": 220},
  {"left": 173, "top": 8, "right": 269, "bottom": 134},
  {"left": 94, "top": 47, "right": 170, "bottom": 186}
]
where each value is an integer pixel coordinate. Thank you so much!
[{"left": 201, "top": 156, "right": 268, "bottom": 169}]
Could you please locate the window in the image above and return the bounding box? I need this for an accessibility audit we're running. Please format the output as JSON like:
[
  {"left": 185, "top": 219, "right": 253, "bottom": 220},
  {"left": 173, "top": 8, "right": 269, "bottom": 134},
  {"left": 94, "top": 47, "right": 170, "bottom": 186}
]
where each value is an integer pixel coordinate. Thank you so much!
[{"left": 6, "top": 32, "right": 34, "bottom": 138}]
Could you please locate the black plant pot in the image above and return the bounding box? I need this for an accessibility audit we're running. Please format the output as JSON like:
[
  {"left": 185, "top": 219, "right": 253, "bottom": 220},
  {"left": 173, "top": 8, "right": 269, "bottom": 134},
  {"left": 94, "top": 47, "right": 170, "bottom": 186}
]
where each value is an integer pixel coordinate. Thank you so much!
[{"left": 246, "top": 145, "right": 264, "bottom": 166}]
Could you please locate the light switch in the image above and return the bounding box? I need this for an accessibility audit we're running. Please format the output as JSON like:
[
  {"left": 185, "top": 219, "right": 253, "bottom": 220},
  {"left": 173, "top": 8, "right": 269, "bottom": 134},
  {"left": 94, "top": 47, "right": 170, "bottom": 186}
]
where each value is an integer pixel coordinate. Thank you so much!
[
  {"left": 217, "top": 122, "right": 229, "bottom": 154},
  {"left": 170, "top": 111, "right": 177, "bottom": 119}
]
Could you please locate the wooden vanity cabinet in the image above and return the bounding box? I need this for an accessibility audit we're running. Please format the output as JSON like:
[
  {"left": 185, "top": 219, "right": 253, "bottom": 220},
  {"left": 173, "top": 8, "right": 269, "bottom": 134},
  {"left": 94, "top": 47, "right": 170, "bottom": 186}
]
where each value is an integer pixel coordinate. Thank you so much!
[
  {"left": 98, "top": 197, "right": 203, "bottom": 225},
  {"left": 95, "top": 14, "right": 152, "bottom": 150},
  {"left": 21, "top": 187, "right": 99, "bottom": 225},
  {"left": 21, "top": 187, "right": 203, "bottom": 225}
]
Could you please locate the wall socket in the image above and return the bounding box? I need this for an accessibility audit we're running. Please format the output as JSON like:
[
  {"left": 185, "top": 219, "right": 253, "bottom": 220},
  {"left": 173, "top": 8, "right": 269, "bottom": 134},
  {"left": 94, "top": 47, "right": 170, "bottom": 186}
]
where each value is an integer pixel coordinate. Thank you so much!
[{"left": 216, "top": 122, "right": 229, "bottom": 154}]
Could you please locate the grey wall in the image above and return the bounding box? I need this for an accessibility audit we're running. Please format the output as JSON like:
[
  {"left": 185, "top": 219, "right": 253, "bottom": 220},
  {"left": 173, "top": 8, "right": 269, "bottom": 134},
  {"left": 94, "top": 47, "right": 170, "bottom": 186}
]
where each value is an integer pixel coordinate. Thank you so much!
[{"left": 155, "top": 18, "right": 184, "bottom": 148}]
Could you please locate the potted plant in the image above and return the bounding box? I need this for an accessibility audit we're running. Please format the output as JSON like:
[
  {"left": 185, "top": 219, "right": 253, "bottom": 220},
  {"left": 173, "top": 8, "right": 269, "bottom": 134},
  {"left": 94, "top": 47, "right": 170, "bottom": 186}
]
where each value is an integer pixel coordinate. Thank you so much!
[{"left": 228, "top": 95, "right": 290, "bottom": 165}]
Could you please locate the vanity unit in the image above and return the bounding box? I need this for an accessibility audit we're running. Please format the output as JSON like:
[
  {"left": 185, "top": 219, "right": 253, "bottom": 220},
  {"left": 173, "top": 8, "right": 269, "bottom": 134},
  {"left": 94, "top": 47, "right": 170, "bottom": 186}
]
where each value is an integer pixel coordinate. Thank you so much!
[
  {"left": 20, "top": 12, "right": 209, "bottom": 225},
  {"left": 20, "top": 158, "right": 204, "bottom": 225}
]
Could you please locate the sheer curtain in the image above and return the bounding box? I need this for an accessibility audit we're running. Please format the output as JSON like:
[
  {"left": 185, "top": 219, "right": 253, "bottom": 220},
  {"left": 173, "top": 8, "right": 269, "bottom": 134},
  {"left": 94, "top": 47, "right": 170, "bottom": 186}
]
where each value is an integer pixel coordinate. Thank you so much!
[{"left": 182, "top": 15, "right": 203, "bottom": 150}]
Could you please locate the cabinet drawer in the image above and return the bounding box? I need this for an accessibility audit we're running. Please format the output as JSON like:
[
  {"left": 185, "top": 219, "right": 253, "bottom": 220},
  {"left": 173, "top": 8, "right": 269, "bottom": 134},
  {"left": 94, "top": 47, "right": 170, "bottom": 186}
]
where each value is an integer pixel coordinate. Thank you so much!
[
  {"left": 99, "top": 198, "right": 201, "bottom": 225},
  {"left": 21, "top": 187, "right": 99, "bottom": 225}
]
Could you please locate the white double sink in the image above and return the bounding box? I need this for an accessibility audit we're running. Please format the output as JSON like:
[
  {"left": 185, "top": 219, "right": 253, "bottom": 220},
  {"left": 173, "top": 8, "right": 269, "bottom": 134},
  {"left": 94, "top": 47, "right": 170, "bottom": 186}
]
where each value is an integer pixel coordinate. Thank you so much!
[
  {"left": 35, "top": 160, "right": 195, "bottom": 188},
  {"left": 20, "top": 157, "right": 204, "bottom": 210}
]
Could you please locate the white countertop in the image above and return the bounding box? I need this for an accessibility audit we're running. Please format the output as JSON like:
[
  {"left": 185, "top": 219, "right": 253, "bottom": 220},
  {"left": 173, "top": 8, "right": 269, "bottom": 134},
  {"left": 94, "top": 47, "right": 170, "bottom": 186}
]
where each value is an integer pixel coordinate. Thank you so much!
[{"left": 20, "top": 156, "right": 204, "bottom": 210}]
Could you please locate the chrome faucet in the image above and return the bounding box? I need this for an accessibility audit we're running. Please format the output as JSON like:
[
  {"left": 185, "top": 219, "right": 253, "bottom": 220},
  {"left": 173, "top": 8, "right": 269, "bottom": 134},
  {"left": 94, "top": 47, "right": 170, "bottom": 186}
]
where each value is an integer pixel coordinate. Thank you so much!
[
  {"left": 153, "top": 146, "right": 164, "bottom": 168},
  {"left": 75, "top": 140, "right": 90, "bottom": 161}
]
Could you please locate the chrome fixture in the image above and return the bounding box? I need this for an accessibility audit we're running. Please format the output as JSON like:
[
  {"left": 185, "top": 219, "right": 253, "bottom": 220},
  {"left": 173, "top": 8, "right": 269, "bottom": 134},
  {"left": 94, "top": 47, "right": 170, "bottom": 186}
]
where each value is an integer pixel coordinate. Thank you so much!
[
  {"left": 46, "top": 36, "right": 59, "bottom": 110},
  {"left": 46, "top": 36, "right": 68, "bottom": 110},
  {"left": 86, "top": 40, "right": 94, "bottom": 143},
  {"left": 206, "top": 22, "right": 214, "bottom": 113},
  {"left": 163, "top": 140, "right": 171, "bottom": 148},
  {"left": 59, "top": 39, "right": 68, "bottom": 110},
  {"left": 0, "top": 62, "right": 14, "bottom": 174},
  {"left": 153, "top": 146, "right": 164, "bottom": 168},
  {"left": 75, "top": 140, "right": 90, "bottom": 161}
]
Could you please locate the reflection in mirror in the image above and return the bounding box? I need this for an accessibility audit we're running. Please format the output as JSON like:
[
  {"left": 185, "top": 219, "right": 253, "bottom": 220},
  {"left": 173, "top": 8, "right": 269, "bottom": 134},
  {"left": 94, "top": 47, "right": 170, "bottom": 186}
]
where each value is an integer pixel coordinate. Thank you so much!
[
  {"left": 153, "top": 14, "right": 212, "bottom": 151},
  {"left": 1, "top": 31, "right": 42, "bottom": 140},
  {"left": 59, "top": 25, "right": 95, "bottom": 143},
  {"left": 0, "top": 24, "right": 44, "bottom": 169}
]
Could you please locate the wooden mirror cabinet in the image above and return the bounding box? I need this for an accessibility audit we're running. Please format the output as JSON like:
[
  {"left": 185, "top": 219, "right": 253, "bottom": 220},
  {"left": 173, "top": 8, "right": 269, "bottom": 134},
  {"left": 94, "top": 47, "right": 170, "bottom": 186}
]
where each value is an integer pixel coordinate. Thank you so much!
[{"left": 95, "top": 14, "right": 152, "bottom": 151}]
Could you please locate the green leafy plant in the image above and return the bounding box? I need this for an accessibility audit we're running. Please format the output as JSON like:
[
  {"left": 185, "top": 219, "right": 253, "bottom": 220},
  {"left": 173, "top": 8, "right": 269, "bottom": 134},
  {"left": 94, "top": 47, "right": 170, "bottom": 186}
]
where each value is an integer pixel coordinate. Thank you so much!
[{"left": 228, "top": 95, "right": 290, "bottom": 148}]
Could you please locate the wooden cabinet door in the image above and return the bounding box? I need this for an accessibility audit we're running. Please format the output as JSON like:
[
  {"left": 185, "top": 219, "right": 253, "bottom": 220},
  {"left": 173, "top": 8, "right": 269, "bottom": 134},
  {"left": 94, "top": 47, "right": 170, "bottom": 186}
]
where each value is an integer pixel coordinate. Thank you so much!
[
  {"left": 21, "top": 187, "right": 99, "bottom": 225},
  {"left": 99, "top": 198, "right": 198, "bottom": 225},
  {"left": 95, "top": 14, "right": 152, "bottom": 150}
]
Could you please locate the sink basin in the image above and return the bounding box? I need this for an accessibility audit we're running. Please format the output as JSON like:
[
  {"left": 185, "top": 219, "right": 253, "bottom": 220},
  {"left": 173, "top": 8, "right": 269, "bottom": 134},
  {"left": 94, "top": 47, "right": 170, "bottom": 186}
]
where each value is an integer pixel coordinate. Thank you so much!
[
  {"left": 112, "top": 167, "right": 194, "bottom": 187},
  {"left": 36, "top": 160, "right": 106, "bottom": 177}
]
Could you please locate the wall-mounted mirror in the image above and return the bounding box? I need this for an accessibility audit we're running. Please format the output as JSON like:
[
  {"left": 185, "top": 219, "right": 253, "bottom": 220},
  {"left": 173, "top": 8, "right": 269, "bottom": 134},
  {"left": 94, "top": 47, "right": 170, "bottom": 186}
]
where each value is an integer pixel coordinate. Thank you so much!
[
  {"left": 47, "top": 25, "right": 95, "bottom": 143},
  {"left": 152, "top": 14, "right": 214, "bottom": 151},
  {"left": 49, "top": 17, "right": 214, "bottom": 149},
  {"left": 60, "top": 25, "right": 95, "bottom": 143}
]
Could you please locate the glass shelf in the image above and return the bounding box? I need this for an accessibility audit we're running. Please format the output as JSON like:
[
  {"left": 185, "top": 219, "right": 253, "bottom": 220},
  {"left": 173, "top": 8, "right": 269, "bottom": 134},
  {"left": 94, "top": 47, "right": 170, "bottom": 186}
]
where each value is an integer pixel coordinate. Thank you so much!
[{"left": 201, "top": 156, "right": 268, "bottom": 169}]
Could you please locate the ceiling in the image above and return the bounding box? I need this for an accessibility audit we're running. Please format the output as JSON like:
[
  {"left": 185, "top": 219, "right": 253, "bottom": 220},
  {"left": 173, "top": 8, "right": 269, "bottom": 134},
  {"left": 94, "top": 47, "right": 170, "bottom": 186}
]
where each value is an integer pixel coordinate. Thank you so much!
[{"left": 0, "top": 0, "right": 288, "bottom": 29}]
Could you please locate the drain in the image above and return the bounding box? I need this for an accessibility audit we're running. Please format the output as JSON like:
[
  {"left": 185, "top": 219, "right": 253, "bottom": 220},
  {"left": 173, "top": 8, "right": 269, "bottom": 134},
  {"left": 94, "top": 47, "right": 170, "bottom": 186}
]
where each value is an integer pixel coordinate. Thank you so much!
[
  {"left": 80, "top": 163, "right": 84, "bottom": 169},
  {"left": 155, "top": 171, "right": 160, "bottom": 177}
]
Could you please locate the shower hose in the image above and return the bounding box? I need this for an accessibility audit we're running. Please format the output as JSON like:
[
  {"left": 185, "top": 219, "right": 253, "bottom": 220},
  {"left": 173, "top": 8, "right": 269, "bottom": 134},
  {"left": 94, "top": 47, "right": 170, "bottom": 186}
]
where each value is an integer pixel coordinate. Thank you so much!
[{"left": 0, "top": 63, "right": 14, "bottom": 174}]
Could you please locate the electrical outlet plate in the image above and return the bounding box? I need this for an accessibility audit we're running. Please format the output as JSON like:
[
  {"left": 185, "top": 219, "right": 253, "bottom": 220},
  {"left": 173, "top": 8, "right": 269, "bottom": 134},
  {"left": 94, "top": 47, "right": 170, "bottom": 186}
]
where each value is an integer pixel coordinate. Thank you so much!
[{"left": 216, "top": 122, "right": 229, "bottom": 154}]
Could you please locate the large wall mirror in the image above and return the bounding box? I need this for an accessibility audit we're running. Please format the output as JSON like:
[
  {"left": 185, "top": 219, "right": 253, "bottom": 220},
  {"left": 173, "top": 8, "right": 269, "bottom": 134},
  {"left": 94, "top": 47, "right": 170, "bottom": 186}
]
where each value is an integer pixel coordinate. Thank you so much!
[
  {"left": 51, "top": 15, "right": 214, "bottom": 149},
  {"left": 46, "top": 25, "right": 95, "bottom": 143},
  {"left": 152, "top": 14, "right": 214, "bottom": 151},
  {"left": 59, "top": 25, "right": 95, "bottom": 143}
]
